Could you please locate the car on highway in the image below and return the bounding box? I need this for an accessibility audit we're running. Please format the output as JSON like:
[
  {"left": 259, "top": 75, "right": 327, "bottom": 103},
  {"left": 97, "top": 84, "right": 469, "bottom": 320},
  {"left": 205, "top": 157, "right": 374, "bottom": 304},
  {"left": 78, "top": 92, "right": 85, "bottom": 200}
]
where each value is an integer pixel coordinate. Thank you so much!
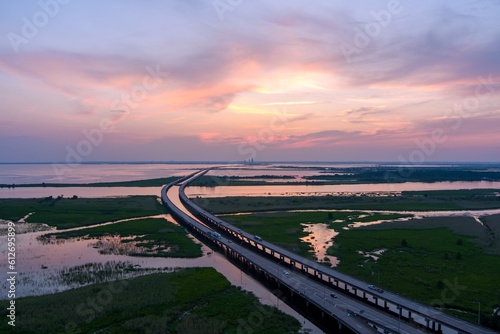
[
  {"left": 368, "top": 285, "right": 384, "bottom": 293},
  {"left": 330, "top": 293, "right": 338, "bottom": 298}
]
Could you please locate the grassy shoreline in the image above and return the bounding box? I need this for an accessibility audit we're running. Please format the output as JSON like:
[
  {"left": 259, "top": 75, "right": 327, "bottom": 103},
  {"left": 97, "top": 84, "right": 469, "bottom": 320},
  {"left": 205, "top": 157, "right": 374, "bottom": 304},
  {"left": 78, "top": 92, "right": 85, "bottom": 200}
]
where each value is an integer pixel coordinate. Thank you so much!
[
  {"left": 193, "top": 189, "right": 500, "bottom": 213},
  {"left": 189, "top": 168, "right": 500, "bottom": 186},
  {"left": 0, "top": 196, "right": 166, "bottom": 229},
  {"left": 0, "top": 177, "right": 179, "bottom": 188},
  {"left": 43, "top": 217, "right": 203, "bottom": 258},
  {"left": 222, "top": 211, "right": 411, "bottom": 260},
  {"left": 0, "top": 268, "right": 301, "bottom": 334}
]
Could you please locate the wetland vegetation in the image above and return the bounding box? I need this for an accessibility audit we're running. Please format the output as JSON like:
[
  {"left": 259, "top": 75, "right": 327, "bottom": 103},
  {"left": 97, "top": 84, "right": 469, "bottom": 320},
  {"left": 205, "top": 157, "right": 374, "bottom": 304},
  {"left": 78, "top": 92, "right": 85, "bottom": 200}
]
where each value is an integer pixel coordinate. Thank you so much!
[
  {"left": 305, "top": 167, "right": 500, "bottom": 183},
  {"left": 190, "top": 167, "right": 500, "bottom": 186},
  {"left": 0, "top": 196, "right": 166, "bottom": 229},
  {"left": 0, "top": 268, "right": 300, "bottom": 334},
  {"left": 2, "top": 166, "right": 500, "bottom": 331},
  {"left": 196, "top": 189, "right": 500, "bottom": 330},
  {"left": 42, "top": 218, "right": 202, "bottom": 258},
  {"left": 329, "top": 216, "right": 500, "bottom": 329},
  {"left": 193, "top": 189, "right": 500, "bottom": 213},
  {"left": 222, "top": 211, "right": 411, "bottom": 260},
  {"left": 58, "top": 261, "right": 175, "bottom": 286},
  {"left": 0, "top": 177, "right": 179, "bottom": 188}
]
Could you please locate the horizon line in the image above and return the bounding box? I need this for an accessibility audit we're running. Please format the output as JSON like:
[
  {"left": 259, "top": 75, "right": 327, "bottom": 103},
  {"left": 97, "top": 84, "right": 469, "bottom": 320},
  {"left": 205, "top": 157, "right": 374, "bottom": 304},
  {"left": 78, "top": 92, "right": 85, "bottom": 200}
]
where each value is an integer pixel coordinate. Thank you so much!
[{"left": 1, "top": 161, "right": 500, "bottom": 165}]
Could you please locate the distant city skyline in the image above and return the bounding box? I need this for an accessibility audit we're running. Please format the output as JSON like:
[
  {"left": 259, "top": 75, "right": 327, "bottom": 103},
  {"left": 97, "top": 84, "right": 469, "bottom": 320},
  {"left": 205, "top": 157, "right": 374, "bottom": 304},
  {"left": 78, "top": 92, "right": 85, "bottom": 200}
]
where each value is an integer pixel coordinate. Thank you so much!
[{"left": 1, "top": 0, "right": 499, "bottom": 163}]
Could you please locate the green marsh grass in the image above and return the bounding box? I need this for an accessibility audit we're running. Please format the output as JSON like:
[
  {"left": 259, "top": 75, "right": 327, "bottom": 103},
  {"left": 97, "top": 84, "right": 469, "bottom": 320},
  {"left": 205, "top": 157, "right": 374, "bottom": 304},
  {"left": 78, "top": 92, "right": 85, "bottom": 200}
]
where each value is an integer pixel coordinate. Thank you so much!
[
  {"left": 329, "top": 216, "right": 500, "bottom": 329},
  {"left": 0, "top": 196, "right": 166, "bottom": 229},
  {"left": 44, "top": 218, "right": 202, "bottom": 258},
  {"left": 193, "top": 189, "right": 500, "bottom": 214},
  {"left": 0, "top": 268, "right": 300, "bottom": 334},
  {"left": 223, "top": 211, "right": 410, "bottom": 259}
]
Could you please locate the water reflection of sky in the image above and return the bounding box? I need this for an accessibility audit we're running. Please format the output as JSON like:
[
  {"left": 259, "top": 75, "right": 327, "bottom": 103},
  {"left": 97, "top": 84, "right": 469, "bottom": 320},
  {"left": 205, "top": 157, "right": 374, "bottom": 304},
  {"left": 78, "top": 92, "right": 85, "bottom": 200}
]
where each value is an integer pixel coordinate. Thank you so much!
[
  {"left": 186, "top": 181, "right": 500, "bottom": 198},
  {"left": 0, "top": 163, "right": 224, "bottom": 184},
  {"left": 0, "top": 163, "right": 347, "bottom": 184},
  {"left": 300, "top": 223, "right": 339, "bottom": 267}
]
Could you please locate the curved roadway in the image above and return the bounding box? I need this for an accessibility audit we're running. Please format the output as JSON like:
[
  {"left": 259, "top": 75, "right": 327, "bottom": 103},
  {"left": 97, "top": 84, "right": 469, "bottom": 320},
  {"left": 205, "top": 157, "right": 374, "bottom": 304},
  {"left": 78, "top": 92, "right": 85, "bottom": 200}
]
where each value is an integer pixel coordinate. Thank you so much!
[
  {"left": 163, "top": 172, "right": 431, "bottom": 334},
  {"left": 163, "top": 170, "right": 498, "bottom": 334}
]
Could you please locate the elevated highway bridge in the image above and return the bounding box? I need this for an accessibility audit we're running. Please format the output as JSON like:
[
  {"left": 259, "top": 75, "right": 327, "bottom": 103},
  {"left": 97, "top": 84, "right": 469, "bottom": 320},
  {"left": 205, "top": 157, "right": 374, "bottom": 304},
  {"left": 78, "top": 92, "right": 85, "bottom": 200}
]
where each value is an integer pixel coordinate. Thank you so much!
[{"left": 162, "top": 170, "right": 497, "bottom": 334}]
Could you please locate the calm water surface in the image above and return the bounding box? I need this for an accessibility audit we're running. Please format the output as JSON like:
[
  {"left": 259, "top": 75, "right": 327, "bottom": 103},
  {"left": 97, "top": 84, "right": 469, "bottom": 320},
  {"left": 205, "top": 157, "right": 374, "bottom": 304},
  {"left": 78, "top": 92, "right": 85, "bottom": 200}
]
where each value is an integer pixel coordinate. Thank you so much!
[
  {"left": 0, "top": 163, "right": 223, "bottom": 184},
  {"left": 2, "top": 181, "right": 499, "bottom": 199},
  {"left": 186, "top": 181, "right": 500, "bottom": 197}
]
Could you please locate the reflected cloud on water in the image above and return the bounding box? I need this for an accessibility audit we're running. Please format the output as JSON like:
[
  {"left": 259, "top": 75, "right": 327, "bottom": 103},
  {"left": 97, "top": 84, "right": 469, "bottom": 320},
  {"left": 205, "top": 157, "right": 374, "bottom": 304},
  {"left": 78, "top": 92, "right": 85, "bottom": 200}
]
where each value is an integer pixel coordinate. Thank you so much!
[{"left": 300, "top": 223, "right": 339, "bottom": 267}]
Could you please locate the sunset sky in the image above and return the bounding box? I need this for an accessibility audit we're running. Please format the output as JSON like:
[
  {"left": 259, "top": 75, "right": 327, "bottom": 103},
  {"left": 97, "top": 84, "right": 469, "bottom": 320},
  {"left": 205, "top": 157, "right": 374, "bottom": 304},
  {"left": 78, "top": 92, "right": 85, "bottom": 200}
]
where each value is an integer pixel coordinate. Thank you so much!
[{"left": 1, "top": 0, "right": 499, "bottom": 162}]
